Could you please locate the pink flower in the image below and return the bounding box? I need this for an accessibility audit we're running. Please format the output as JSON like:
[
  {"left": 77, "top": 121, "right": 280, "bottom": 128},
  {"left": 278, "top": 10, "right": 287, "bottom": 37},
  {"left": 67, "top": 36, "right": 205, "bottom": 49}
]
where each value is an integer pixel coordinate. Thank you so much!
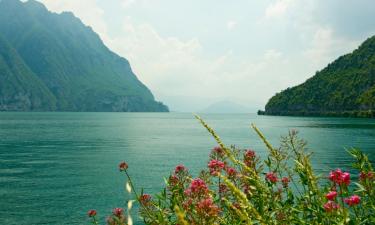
[
  {"left": 184, "top": 188, "right": 191, "bottom": 196},
  {"left": 112, "top": 208, "right": 123, "bottom": 217},
  {"left": 344, "top": 195, "right": 361, "bottom": 206},
  {"left": 226, "top": 167, "right": 237, "bottom": 177},
  {"left": 245, "top": 149, "right": 256, "bottom": 159},
  {"left": 140, "top": 194, "right": 152, "bottom": 205},
  {"left": 351, "top": 195, "right": 361, "bottom": 204},
  {"left": 175, "top": 164, "right": 186, "bottom": 174},
  {"left": 190, "top": 178, "right": 208, "bottom": 193},
  {"left": 266, "top": 172, "right": 278, "bottom": 183},
  {"left": 369, "top": 171, "right": 375, "bottom": 179},
  {"left": 244, "top": 149, "right": 256, "bottom": 166},
  {"left": 186, "top": 178, "right": 209, "bottom": 196},
  {"left": 329, "top": 170, "right": 337, "bottom": 181},
  {"left": 281, "top": 177, "right": 290, "bottom": 187},
  {"left": 87, "top": 209, "right": 97, "bottom": 217},
  {"left": 208, "top": 160, "right": 225, "bottom": 176},
  {"left": 342, "top": 172, "right": 350, "bottom": 185},
  {"left": 212, "top": 146, "right": 225, "bottom": 156},
  {"left": 329, "top": 169, "right": 350, "bottom": 186},
  {"left": 119, "top": 162, "right": 128, "bottom": 171},
  {"left": 325, "top": 191, "right": 337, "bottom": 201},
  {"left": 182, "top": 198, "right": 193, "bottom": 210},
  {"left": 324, "top": 201, "right": 340, "bottom": 212},
  {"left": 360, "top": 171, "right": 374, "bottom": 181},
  {"left": 196, "top": 198, "right": 220, "bottom": 217}
]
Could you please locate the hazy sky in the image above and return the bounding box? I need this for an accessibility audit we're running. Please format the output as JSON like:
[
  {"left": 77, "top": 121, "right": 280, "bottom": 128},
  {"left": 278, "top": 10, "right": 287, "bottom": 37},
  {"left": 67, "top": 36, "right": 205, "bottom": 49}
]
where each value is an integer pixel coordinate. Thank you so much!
[{"left": 37, "top": 0, "right": 375, "bottom": 112}]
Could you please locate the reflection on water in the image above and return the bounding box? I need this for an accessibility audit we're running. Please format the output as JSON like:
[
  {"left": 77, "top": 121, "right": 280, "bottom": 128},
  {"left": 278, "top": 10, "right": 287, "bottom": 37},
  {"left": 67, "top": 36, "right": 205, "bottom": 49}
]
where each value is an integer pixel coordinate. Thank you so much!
[
  {"left": 0, "top": 113, "right": 374, "bottom": 224},
  {"left": 299, "top": 122, "right": 375, "bottom": 130}
]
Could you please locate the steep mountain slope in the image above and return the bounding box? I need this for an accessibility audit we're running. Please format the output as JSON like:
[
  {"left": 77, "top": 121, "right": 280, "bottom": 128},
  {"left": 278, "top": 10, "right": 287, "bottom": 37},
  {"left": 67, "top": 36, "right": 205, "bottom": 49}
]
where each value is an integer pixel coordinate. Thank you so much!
[
  {"left": 0, "top": 34, "right": 56, "bottom": 111},
  {"left": 262, "top": 35, "right": 375, "bottom": 117},
  {"left": 0, "top": 0, "right": 168, "bottom": 112}
]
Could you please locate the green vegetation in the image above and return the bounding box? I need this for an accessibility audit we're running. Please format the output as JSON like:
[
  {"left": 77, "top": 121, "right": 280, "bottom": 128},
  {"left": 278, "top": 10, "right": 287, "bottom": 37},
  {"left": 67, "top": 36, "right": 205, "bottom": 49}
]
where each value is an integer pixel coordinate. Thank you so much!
[
  {"left": 89, "top": 116, "right": 374, "bottom": 224},
  {"left": 262, "top": 35, "right": 375, "bottom": 118},
  {"left": 0, "top": 0, "right": 168, "bottom": 112}
]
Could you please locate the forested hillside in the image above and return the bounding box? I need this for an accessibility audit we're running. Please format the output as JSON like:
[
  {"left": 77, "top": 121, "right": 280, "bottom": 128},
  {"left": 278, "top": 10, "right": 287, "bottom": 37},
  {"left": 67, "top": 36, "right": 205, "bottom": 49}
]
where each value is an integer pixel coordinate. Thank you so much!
[
  {"left": 261, "top": 35, "right": 375, "bottom": 117},
  {"left": 0, "top": 0, "right": 168, "bottom": 112}
]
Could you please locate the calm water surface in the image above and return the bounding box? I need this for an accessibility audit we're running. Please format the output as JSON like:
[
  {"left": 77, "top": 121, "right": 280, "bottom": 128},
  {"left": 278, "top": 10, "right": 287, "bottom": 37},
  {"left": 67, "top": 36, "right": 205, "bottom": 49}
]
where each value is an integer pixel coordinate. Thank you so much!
[{"left": 0, "top": 112, "right": 374, "bottom": 224}]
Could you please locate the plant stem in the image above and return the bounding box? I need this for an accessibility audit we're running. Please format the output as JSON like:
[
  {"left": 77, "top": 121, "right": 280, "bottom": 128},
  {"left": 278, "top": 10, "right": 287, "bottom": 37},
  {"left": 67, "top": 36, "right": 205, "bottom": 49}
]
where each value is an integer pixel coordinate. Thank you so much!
[{"left": 124, "top": 170, "right": 155, "bottom": 222}]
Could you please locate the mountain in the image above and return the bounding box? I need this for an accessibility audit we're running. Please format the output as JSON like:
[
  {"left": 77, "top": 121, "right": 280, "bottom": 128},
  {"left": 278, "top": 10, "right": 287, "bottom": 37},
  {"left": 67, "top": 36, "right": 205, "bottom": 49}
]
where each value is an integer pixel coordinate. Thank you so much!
[
  {"left": 260, "top": 35, "right": 375, "bottom": 118},
  {"left": 0, "top": 0, "right": 168, "bottom": 112},
  {"left": 199, "top": 101, "right": 255, "bottom": 113}
]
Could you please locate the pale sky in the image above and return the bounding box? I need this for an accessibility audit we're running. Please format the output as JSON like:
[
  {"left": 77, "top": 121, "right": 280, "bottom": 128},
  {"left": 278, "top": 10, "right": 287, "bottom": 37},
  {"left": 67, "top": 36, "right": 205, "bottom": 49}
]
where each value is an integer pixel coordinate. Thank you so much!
[{"left": 36, "top": 0, "right": 375, "bottom": 112}]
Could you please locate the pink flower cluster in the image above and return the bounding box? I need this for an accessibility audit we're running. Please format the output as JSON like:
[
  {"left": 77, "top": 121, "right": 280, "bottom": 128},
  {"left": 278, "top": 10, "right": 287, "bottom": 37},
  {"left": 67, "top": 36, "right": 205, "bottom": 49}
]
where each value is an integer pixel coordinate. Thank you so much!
[
  {"left": 175, "top": 164, "right": 187, "bottom": 174},
  {"left": 182, "top": 177, "right": 220, "bottom": 219},
  {"left": 211, "top": 146, "right": 225, "bottom": 158},
  {"left": 264, "top": 172, "right": 290, "bottom": 187},
  {"left": 329, "top": 169, "right": 350, "bottom": 186},
  {"left": 140, "top": 194, "right": 152, "bottom": 205},
  {"left": 208, "top": 160, "right": 225, "bottom": 176},
  {"left": 244, "top": 149, "right": 256, "bottom": 159},
  {"left": 265, "top": 172, "right": 278, "bottom": 183},
  {"left": 196, "top": 198, "right": 220, "bottom": 217},
  {"left": 106, "top": 207, "right": 126, "bottom": 225},
  {"left": 185, "top": 178, "right": 209, "bottom": 197},
  {"left": 87, "top": 209, "right": 97, "bottom": 217},
  {"left": 359, "top": 171, "right": 374, "bottom": 181},
  {"left": 244, "top": 149, "right": 256, "bottom": 166},
  {"left": 119, "top": 161, "right": 128, "bottom": 171},
  {"left": 344, "top": 195, "right": 361, "bottom": 206},
  {"left": 325, "top": 191, "right": 337, "bottom": 201},
  {"left": 323, "top": 169, "right": 361, "bottom": 212},
  {"left": 112, "top": 208, "right": 123, "bottom": 217},
  {"left": 168, "top": 164, "right": 188, "bottom": 189},
  {"left": 225, "top": 167, "right": 237, "bottom": 177},
  {"left": 281, "top": 177, "right": 290, "bottom": 187},
  {"left": 324, "top": 201, "right": 340, "bottom": 212}
]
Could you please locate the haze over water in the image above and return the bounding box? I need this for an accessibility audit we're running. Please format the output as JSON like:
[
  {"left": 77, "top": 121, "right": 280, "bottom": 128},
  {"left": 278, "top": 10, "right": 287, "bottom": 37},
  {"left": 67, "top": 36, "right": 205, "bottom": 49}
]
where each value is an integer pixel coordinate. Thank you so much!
[{"left": 0, "top": 112, "right": 374, "bottom": 224}]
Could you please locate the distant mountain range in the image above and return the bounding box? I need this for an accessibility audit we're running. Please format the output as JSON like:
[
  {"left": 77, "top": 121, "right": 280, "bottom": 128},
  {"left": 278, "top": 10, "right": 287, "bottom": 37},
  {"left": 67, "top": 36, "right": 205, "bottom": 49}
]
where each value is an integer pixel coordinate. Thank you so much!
[
  {"left": 199, "top": 101, "right": 255, "bottom": 113},
  {"left": 0, "top": 0, "right": 168, "bottom": 112},
  {"left": 260, "top": 35, "right": 375, "bottom": 118}
]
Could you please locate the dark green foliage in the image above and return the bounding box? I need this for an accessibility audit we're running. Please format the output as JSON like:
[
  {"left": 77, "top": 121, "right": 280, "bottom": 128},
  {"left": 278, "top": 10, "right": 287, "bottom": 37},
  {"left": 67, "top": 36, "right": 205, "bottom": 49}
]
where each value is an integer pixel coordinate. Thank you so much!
[
  {"left": 263, "top": 35, "right": 375, "bottom": 118},
  {"left": 0, "top": 0, "right": 168, "bottom": 112}
]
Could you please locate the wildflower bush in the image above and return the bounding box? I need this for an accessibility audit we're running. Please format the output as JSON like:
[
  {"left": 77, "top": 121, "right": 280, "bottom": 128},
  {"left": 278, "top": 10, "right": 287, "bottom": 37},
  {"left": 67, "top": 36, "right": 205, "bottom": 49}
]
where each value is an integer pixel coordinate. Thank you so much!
[{"left": 88, "top": 115, "right": 374, "bottom": 225}]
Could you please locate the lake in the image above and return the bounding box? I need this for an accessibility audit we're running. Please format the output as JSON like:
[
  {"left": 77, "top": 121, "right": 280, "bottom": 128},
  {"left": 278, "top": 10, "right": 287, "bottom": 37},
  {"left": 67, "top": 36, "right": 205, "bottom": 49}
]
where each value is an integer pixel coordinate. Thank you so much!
[{"left": 0, "top": 112, "right": 374, "bottom": 224}]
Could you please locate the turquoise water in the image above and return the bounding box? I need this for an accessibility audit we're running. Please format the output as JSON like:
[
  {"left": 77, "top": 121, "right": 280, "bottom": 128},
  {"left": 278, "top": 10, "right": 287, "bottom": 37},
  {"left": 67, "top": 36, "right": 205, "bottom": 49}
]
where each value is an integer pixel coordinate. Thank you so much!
[{"left": 0, "top": 112, "right": 374, "bottom": 224}]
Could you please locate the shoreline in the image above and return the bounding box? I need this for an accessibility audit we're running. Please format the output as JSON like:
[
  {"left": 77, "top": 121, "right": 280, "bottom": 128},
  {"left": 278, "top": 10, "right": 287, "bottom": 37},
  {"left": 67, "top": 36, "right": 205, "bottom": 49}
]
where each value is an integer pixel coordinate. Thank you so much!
[{"left": 257, "top": 110, "right": 375, "bottom": 118}]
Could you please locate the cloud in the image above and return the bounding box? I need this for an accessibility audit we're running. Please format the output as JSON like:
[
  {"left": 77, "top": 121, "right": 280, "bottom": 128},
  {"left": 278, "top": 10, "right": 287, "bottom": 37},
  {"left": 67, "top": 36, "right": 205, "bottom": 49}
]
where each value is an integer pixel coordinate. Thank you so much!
[
  {"left": 122, "top": 0, "right": 136, "bottom": 9},
  {"left": 265, "top": 0, "right": 294, "bottom": 19},
  {"left": 105, "top": 17, "right": 309, "bottom": 110},
  {"left": 105, "top": 17, "right": 204, "bottom": 94},
  {"left": 304, "top": 26, "right": 359, "bottom": 69},
  {"left": 35, "top": 0, "right": 375, "bottom": 111},
  {"left": 226, "top": 21, "right": 237, "bottom": 30},
  {"left": 261, "top": 0, "right": 362, "bottom": 72},
  {"left": 38, "top": 0, "right": 111, "bottom": 42},
  {"left": 264, "top": 49, "right": 282, "bottom": 60}
]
